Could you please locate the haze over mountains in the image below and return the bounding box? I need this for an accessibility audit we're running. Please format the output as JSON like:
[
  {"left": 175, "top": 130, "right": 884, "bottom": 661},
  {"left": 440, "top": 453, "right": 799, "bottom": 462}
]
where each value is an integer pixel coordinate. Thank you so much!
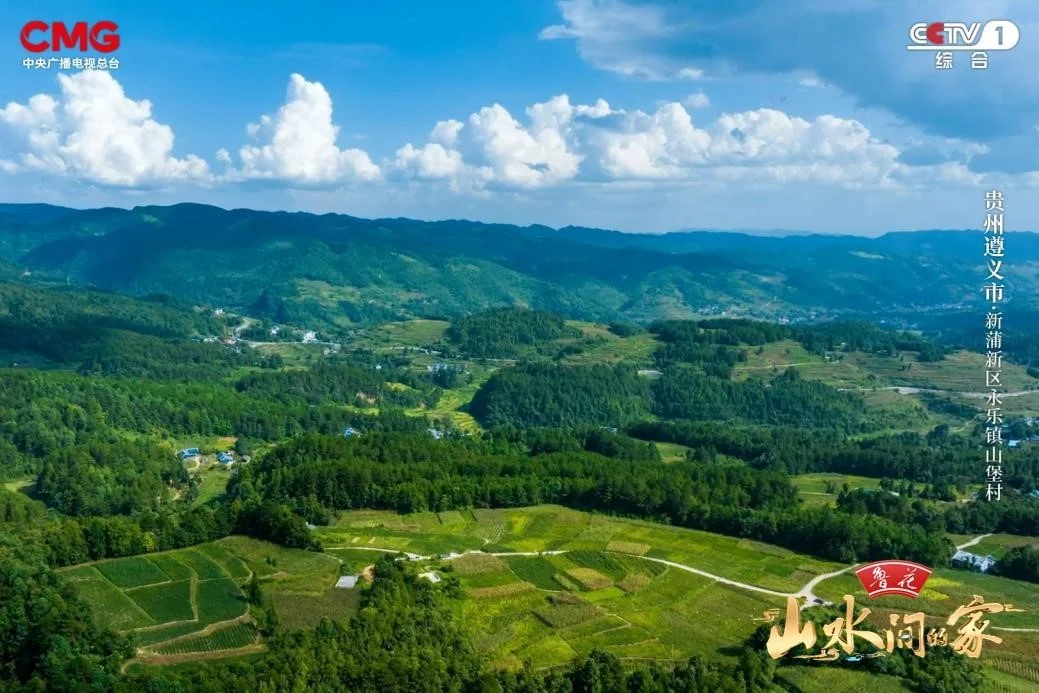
[{"left": 1, "top": 202, "right": 1036, "bottom": 331}]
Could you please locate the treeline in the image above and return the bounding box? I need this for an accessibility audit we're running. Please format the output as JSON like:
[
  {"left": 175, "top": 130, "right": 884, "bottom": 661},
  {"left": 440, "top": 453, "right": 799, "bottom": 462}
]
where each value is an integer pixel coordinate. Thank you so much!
[
  {"left": 470, "top": 363, "right": 866, "bottom": 432},
  {"left": 0, "top": 538, "right": 133, "bottom": 691},
  {"left": 0, "top": 370, "right": 435, "bottom": 478},
  {"left": 651, "top": 368, "right": 865, "bottom": 431},
  {"left": 837, "top": 488, "right": 1039, "bottom": 539},
  {"left": 230, "top": 433, "right": 952, "bottom": 566},
  {"left": 36, "top": 441, "right": 187, "bottom": 516},
  {"left": 651, "top": 318, "right": 945, "bottom": 360},
  {"left": 1, "top": 485, "right": 313, "bottom": 568},
  {"left": 445, "top": 307, "right": 581, "bottom": 358},
  {"left": 629, "top": 421, "right": 1039, "bottom": 492},
  {"left": 234, "top": 363, "right": 437, "bottom": 409},
  {"left": 995, "top": 546, "right": 1039, "bottom": 583},
  {"left": 0, "top": 283, "right": 282, "bottom": 379},
  {"left": 0, "top": 283, "right": 223, "bottom": 338},
  {"left": 470, "top": 363, "right": 650, "bottom": 428},
  {"left": 0, "top": 533, "right": 983, "bottom": 692}
]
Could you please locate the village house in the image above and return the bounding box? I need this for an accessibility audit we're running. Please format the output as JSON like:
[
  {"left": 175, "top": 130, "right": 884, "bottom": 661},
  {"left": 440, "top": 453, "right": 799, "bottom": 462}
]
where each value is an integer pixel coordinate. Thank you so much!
[
  {"left": 335, "top": 575, "right": 359, "bottom": 589},
  {"left": 428, "top": 428, "right": 444, "bottom": 440},
  {"left": 217, "top": 452, "right": 234, "bottom": 465},
  {"left": 178, "top": 447, "right": 201, "bottom": 460},
  {"left": 951, "top": 550, "right": 997, "bottom": 573},
  {"left": 418, "top": 572, "right": 441, "bottom": 583}
]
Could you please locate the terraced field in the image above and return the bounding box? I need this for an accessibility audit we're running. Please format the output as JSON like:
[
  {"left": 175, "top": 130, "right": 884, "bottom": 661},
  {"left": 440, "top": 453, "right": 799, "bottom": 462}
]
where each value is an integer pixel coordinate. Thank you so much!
[
  {"left": 61, "top": 536, "right": 350, "bottom": 661},
  {"left": 60, "top": 544, "right": 251, "bottom": 655},
  {"left": 315, "top": 504, "right": 1039, "bottom": 684}
]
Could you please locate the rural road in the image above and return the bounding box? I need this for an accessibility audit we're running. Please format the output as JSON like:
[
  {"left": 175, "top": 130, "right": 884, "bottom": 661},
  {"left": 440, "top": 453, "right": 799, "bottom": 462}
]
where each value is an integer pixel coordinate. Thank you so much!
[
  {"left": 334, "top": 541, "right": 1034, "bottom": 627},
  {"left": 839, "top": 386, "right": 1038, "bottom": 398},
  {"left": 956, "top": 534, "right": 993, "bottom": 550},
  {"left": 345, "top": 546, "right": 842, "bottom": 606}
]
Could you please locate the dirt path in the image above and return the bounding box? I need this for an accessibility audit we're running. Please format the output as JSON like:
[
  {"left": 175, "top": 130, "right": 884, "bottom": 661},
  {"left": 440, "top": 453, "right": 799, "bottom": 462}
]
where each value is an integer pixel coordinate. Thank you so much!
[
  {"left": 956, "top": 534, "right": 994, "bottom": 550},
  {"left": 125, "top": 643, "right": 266, "bottom": 670},
  {"left": 840, "top": 386, "right": 1038, "bottom": 398},
  {"left": 734, "top": 362, "right": 817, "bottom": 371},
  {"left": 793, "top": 565, "right": 858, "bottom": 606}
]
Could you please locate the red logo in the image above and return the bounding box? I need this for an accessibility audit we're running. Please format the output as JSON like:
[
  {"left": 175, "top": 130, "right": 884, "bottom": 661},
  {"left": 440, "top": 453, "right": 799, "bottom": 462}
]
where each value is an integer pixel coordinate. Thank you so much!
[
  {"left": 926, "top": 22, "right": 946, "bottom": 44},
  {"left": 855, "top": 560, "right": 932, "bottom": 599},
  {"left": 20, "top": 21, "right": 119, "bottom": 53}
]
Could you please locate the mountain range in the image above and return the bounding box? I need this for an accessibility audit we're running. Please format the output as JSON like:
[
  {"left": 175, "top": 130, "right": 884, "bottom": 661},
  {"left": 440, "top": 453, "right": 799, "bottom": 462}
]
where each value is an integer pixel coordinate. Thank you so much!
[{"left": 1, "top": 202, "right": 1035, "bottom": 331}]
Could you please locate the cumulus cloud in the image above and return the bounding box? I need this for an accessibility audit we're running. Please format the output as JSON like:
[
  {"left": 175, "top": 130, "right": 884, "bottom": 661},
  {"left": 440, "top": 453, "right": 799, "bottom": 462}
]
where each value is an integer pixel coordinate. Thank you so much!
[
  {"left": 394, "top": 94, "right": 620, "bottom": 190},
  {"left": 541, "top": 0, "right": 1039, "bottom": 173},
  {"left": 226, "top": 73, "right": 380, "bottom": 185},
  {"left": 0, "top": 70, "right": 209, "bottom": 187}
]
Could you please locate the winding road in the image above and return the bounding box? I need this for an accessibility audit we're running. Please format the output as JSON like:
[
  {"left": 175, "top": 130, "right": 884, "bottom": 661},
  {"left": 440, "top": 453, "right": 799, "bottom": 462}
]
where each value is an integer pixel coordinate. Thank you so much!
[
  {"left": 328, "top": 533, "right": 1038, "bottom": 632},
  {"left": 839, "top": 386, "right": 1038, "bottom": 398},
  {"left": 330, "top": 545, "right": 848, "bottom": 607}
]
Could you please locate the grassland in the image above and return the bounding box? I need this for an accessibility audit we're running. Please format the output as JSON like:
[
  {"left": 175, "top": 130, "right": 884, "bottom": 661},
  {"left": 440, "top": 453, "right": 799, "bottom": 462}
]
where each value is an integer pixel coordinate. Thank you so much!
[
  {"left": 653, "top": 441, "right": 690, "bottom": 463},
  {"left": 790, "top": 473, "right": 885, "bottom": 506}
]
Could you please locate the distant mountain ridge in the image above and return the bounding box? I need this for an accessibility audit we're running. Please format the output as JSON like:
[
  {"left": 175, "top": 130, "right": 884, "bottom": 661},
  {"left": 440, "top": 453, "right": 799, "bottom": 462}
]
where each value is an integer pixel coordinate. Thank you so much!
[{"left": 1, "top": 202, "right": 1036, "bottom": 330}]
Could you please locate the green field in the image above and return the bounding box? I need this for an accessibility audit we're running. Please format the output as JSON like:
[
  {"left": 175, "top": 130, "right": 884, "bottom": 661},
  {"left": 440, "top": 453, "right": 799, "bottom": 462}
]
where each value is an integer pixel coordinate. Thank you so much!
[
  {"left": 60, "top": 546, "right": 249, "bottom": 654},
  {"left": 153, "top": 623, "right": 258, "bottom": 656},
  {"left": 965, "top": 534, "right": 1039, "bottom": 560},
  {"left": 316, "top": 505, "right": 845, "bottom": 593},
  {"left": 312, "top": 503, "right": 1039, "bottom": 680},
  {"left": 60, "top": 537, "right": 348, "bottom": 660},
  {"left": 791, "top": 472, "right": 885, "bottom": 506},
  {"left": 653, "top": 441, "right": 690, "bottom": 463}
]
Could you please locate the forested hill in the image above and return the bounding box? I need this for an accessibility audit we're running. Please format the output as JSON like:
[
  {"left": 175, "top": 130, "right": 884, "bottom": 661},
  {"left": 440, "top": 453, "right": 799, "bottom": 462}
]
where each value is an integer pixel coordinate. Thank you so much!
[{"left": 2, "top": 203, "right": 1037, "bottom": 330}]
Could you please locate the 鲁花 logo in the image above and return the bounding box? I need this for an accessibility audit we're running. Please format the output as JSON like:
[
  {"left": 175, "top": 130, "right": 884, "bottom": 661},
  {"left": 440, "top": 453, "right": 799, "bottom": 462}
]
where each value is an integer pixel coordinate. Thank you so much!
[{"left": 855, "top": 560, "right": 932, "bottom": 599}]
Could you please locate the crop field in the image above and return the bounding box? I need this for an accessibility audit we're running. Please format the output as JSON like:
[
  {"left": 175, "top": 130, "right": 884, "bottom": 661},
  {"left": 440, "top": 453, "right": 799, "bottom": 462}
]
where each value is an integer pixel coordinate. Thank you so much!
[
  {"left": 560, "top": 331, "right": 659, "bottom": 366},
  {"left": 60, "top": 536, "right": 350, "bottom": 661},
  {"left": 456, "top": 551, "right": 785, "bottom": 670},
  {"left": 813, "top": 570, "right": 1039, "bottom": 632},
  {"left": 791, "top": 472, "right": 886, "bottom": 505},
  {"left": 60, "top": 546, "right": 249, "bottom": 654},
  {"left": 845, "top": 350, "right": 1036, "bottom": 392},
  {"left": 153, "top": 623, "right": 258, "bottom": 656},
  {"left": 315, "top": 503, "right": 1039, "bottom": 679},
  {"left": 316, "top": 505, "right": 845, "bottom": 593},
  {"left": 402, "top": 371, "right": 486, "bottom": 434}
]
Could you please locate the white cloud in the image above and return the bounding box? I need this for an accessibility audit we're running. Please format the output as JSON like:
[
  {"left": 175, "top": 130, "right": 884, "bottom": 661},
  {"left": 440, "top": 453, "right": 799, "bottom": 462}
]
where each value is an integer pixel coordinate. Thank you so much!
[
  {"left": 587, "top": 103, "right": 913, "bottom": 187},
  {"left": 0, "top": 70, "right": 209, "bottom": 187},
  {"left": 682, "top": 92, "right": 710, "bottom": 109},
  {"left": 539, "top": 0, "right": 697, "bottom": 80},
  {"left": 677, "top": 68, "right": 704, "bottom": 80},
  {"left": 430, "top": 119, "right": 464, "bottom": 146},
  {"left": 394, "top": 94, "right": 618, "bottom": 191},
  {"left": 227, "top": 73, "right": 380, "bottom": 185}
]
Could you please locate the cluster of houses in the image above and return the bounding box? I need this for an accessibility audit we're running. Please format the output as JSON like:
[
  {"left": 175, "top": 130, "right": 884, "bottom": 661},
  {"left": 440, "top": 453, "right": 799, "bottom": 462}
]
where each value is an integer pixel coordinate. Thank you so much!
[
  {"left": 176, "top": 447, "right": 236, "bottom": 466},
  {"left": 344, "top": 426, "right": 445, "bottom": 440},
  {"left": 951, "top": 550, "right": 998, "bottom": 574}
]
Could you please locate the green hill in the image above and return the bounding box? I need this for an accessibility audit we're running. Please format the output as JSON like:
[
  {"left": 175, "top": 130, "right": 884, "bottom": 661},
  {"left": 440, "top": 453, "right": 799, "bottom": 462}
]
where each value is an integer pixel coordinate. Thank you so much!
[{"left": 5, "top": 203, "right": 1039, "bottom": 332}]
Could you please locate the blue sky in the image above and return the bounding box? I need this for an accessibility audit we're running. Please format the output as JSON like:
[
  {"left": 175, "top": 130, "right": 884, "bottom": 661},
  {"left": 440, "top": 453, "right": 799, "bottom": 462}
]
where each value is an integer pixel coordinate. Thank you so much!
[{"left": 0, "top": 0, "right": 1036, "bottom": 233}]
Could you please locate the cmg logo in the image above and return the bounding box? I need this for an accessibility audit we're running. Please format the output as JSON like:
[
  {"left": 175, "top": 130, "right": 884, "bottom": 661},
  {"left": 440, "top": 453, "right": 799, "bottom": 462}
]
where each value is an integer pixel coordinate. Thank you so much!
[{"left": 20, "top": 21, "right": 120, "bottom": 53}]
